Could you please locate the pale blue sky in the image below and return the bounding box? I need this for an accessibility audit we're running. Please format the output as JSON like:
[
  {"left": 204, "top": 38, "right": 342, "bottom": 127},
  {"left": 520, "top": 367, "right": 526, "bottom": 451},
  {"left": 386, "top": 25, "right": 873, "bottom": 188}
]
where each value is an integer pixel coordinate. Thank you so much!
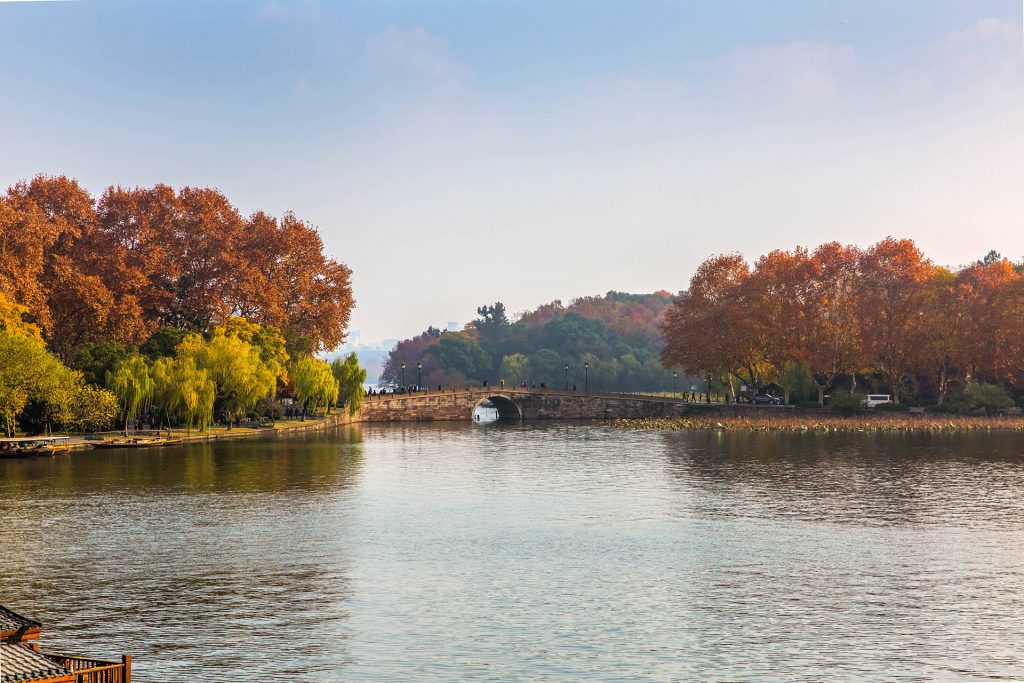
[{"left": 2, "top": 1, "right": 1022, "bottom": 342}]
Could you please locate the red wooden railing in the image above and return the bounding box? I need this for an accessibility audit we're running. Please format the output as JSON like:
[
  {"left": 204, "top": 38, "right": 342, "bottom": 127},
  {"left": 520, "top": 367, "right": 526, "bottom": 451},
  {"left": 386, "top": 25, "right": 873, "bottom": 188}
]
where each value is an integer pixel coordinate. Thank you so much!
[{"left": 49, "top": 654, "right": 131, "bottom": 683}]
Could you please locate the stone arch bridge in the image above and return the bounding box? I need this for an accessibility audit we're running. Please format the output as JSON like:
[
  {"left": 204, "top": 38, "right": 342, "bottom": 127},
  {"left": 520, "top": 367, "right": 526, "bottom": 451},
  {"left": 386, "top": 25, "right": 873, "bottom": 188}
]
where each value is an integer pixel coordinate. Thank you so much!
[{"left": 359, "top": 387, "right": 760, "bottom": 422}]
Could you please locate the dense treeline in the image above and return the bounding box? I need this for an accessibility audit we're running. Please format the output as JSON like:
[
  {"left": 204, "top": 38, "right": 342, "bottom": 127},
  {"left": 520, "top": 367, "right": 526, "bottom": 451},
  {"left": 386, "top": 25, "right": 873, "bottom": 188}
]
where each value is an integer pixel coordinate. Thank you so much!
[
  {"left": 0, "top": 175, "right": 352, "bottom": 359},
  {"left": 381, "top": 292, "right": 682, "bottom": 391},
  {"left": 661, "top": 238, "right": 1024, "bottom": 406},
  {"left": 0, "top": 175, "right": 361, "bottom": 435}
]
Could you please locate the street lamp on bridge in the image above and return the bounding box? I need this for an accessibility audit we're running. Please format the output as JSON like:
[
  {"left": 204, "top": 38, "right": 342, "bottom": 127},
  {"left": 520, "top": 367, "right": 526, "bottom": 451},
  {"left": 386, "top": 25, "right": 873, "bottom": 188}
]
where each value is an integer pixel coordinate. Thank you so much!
[
  {"left": 417, "top": 362, "right": 422, "bottom": 390},
  {"left": 673, "top": 371, "right": 677, "bottom": 397},
  {"left": 564, "top": 363, "right": 569, "bottom": 391},
  {"left": 401, "top": 362, "right": 406, "bottom": 388},
  {"left": 584, "top": 362, "right": 589, "bottom": 392}
]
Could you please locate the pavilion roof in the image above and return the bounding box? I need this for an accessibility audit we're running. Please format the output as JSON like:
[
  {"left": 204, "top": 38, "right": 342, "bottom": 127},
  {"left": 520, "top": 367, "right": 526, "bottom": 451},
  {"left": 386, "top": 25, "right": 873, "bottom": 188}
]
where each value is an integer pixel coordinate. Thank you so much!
[
  {"left": 0, "top": 642, "right": 71, "bottom": 682},
  {"left": 0, "top": 606, "right": 41, "bottom": 640}
]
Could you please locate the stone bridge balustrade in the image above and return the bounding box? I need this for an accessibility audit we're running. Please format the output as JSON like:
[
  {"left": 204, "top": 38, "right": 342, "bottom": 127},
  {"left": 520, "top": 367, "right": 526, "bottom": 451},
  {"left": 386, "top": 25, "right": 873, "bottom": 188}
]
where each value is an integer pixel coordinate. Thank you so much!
[{"left": 358, "top": 387, "right": 794, "bottom": 422}]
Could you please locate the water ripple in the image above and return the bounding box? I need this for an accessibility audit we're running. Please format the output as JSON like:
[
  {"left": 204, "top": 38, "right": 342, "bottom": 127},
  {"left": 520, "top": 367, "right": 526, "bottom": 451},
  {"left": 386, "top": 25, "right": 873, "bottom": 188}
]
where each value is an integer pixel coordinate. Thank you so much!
[{"left": 1, "top": 425, "right": 1023, "bottom": 681}]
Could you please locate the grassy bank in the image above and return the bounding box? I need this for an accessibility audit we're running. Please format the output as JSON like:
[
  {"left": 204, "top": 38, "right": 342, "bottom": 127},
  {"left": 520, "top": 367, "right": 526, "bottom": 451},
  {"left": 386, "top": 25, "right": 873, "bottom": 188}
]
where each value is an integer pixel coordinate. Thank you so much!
[{"left": 613, "top": 413, "right": 1024, "bottom": 433}]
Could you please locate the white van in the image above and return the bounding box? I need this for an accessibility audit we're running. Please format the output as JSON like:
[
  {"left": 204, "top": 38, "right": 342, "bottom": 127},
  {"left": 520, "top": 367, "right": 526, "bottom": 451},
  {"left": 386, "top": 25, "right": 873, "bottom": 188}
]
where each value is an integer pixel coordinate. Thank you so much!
[{"left": 863, "top": 394, "right": 892, "bottom": 408}]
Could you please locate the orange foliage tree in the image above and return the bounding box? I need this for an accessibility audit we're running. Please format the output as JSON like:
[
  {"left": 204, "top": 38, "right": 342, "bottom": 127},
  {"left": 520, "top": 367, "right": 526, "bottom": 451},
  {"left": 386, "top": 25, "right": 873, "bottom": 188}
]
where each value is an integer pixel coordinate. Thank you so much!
[
  {"left": 0, "top": 175, "right": 353, "bottom": 360},
  {"left": 661, "top": 238, "right": 1024, "bottom": 404}
]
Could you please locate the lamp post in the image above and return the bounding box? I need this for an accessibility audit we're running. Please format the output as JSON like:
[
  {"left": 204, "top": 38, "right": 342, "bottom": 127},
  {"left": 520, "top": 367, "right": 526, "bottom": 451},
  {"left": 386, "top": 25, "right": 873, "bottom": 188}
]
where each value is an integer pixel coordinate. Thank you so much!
[
  {"left": 585, "top": 362, "right": 589, "bottom": 392},
  {"left": 417, "top": 362, "right": 422, "bottom": 390},
  {"left": 673, "top": 371, "right": 677, "bottom": 397},
  {"left": 706, "top": 374, "right": 711, "bottom": 403},
  {"left": 401, "top": 362, "right": 406, "bottom": 389},
  {"left": 564, "top": 363, "right": 569, "bottom": 391}
]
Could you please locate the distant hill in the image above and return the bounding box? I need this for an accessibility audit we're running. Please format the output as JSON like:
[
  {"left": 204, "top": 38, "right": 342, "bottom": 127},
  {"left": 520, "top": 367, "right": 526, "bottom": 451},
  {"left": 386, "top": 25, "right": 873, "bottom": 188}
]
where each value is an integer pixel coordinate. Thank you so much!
[{"left": 380, "top": 291, "right": 693, "bottom": 392}]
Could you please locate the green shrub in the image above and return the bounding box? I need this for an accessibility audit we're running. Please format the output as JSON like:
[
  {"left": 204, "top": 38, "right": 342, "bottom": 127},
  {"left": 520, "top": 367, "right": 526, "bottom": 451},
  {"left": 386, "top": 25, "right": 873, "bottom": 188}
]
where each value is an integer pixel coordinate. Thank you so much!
[
  {"left": 876, "top": 402, "right": 910, "bottom": 412},
  {"left": 964, "top": 382, "right": 1013, "bottom": 415},
  {"left": 828, "top": 392, "right": 864, "bottom": 414},
  {"left": 797, "top": 400, "right": 822, "bottom": 409}
]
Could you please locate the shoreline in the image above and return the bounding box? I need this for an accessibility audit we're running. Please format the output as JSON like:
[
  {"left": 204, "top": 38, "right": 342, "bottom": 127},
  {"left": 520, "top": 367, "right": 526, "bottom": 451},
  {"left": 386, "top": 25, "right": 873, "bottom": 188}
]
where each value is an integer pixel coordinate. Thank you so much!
[
  {"left": 49, "top": 410, "right": 1024, "bottom": 449},
  {"left": 612, "top": 413, "right": 1024, "bottom": 433},
  {"left": 62, "top": 410, "right": 358, "bottom": 450}
]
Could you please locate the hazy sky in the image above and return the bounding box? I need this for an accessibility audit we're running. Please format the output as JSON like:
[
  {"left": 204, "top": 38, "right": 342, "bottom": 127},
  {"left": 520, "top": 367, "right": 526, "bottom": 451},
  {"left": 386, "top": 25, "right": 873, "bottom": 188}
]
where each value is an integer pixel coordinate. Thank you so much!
[{"left": 2, "top": 1, "right": 1022, "bottom": 343}]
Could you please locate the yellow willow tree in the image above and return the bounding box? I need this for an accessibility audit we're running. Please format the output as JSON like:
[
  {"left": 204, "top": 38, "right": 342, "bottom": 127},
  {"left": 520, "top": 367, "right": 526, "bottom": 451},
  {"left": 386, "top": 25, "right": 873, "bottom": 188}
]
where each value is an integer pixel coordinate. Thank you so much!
[
  {"left": 179, "top": 330, "right": 276, "bottom": 428},
  {"left": 151, "top": 357, "right": 177, "bottom": 430},
  {"left": 105, "top": 355, "right": 154, "bottom": 435},
  {"left": 331, "top": 352, "right": 367, "bottom": 416},
  {"left": 291, "top": 357, "right": 339, "bottom": 418},
  {"left": 219, "top": 317, "right": 290, "bottom": 383},
  {"left": 152, "top": 356, "right": 216, "bottom": 433}
]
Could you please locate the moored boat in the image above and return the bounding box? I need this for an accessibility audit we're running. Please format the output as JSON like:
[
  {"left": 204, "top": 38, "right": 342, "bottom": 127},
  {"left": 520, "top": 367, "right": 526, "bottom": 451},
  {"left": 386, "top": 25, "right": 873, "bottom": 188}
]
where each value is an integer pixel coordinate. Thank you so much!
[
  {"left": 91, "top": 437, "right": 166, "bottom": 449},
  {"left": 0, "top": 436, "right": 74, "bottom": 457},
  {"left": 91, "top": 436, "right": 183, "bottom": 449}
]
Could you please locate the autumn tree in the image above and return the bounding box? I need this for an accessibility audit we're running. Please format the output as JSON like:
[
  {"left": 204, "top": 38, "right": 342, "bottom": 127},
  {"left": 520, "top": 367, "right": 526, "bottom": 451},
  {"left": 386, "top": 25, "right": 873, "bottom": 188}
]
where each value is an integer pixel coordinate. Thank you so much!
[
  {"left": 19, "top": 175, "right": 149, "bottom": 357},
  {"left": 274, "top": 214, "right": 353, "bottom": 355},
  {"left": 94, "top": 183, "right": 181, "bottom": 342},
  {"left": 0, "top": 189, "right": 58, "bottom": 333},
  {"left": 660, "top": 254, "right": 766, "bottom": 392},
  {"left": 379, "top": 327, "right": 446, "bottom": 388},
  {"left": 3, "top": 176, "right": 354, "bottom": 360},
  {"left": 855, "top": 239, "right": 934, "bottom": 402},
  {"left": 746, "top": 248, "right": 816, "bottom": 395},
  {"left": 802, "top": 242, "right": 862, "bottom": 405},
  {"left": 914, "top": 267, "right": 970, "bottom": 404},
  {"left": 955, "top": 258, "right": 1024, "bottom": 388}
]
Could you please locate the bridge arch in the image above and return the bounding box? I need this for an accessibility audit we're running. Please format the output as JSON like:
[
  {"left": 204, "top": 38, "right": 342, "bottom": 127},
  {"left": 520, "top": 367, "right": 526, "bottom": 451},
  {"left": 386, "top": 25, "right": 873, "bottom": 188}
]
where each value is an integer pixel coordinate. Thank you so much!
[{"left": 474, "top": 395, "right": 523, "bottom": 422}]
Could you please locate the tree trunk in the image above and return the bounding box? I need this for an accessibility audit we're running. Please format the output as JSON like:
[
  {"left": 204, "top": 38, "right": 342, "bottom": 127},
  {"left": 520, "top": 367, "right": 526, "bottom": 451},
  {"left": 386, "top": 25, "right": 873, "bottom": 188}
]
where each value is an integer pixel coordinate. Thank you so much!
[{"left": 889, "top": 371, "right": 901, "bottom": 404}]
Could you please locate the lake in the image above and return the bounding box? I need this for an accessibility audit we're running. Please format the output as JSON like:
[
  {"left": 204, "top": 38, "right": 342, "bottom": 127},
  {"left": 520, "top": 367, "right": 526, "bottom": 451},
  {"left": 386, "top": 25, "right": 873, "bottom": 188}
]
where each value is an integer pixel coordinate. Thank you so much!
[{"left": 2, "top": 423, "right": 1023, "bottom": 681}]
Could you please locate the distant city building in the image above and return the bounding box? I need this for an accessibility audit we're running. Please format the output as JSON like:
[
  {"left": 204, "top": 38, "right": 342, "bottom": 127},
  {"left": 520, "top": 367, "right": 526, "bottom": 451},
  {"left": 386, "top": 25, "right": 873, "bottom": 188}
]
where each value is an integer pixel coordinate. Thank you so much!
[{"left": 446, "top": 321, "right": 459, "bottom": 332}]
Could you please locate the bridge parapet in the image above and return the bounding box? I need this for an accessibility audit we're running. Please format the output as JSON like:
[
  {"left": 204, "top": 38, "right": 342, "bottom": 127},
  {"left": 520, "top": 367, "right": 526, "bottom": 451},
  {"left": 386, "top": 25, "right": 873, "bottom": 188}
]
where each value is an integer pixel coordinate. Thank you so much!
[{"left": 359, "top": 387, "right": 792, "bottom": 422}]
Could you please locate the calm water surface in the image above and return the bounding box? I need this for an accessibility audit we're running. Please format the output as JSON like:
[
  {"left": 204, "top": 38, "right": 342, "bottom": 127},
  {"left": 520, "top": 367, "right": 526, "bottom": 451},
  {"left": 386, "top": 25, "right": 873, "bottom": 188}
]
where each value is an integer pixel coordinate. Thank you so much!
[{"left": 2, "top": 423, "right": 1024, "bottom": 681}]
